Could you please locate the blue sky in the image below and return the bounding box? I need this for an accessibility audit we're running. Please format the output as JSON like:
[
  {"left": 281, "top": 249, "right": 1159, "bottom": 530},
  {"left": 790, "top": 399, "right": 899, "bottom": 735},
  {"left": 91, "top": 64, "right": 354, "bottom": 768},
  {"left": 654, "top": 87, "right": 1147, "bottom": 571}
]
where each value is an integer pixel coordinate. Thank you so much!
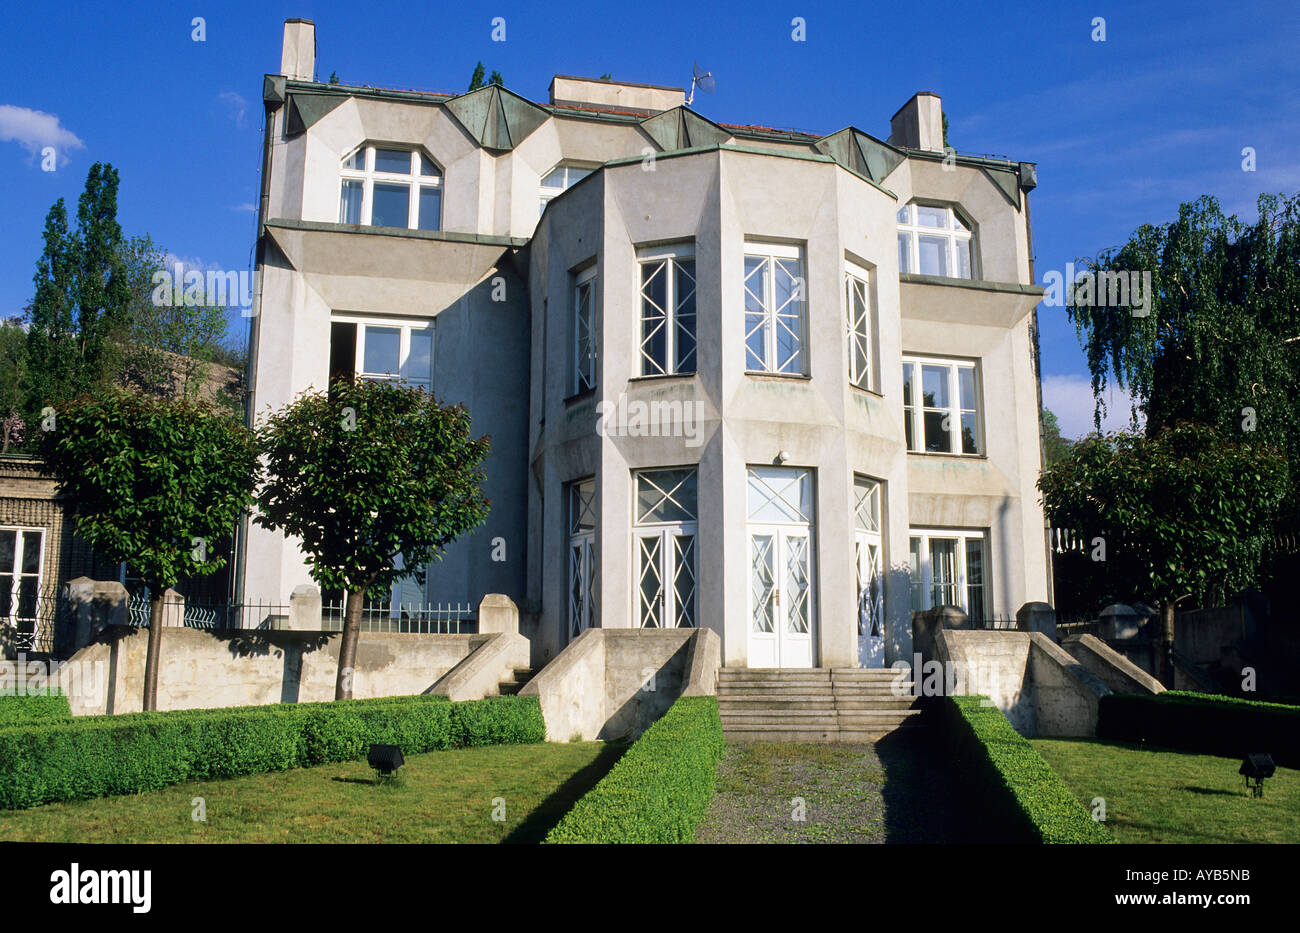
[{"left": 2, "top": 0, "right": 1296, "bottom": 437}]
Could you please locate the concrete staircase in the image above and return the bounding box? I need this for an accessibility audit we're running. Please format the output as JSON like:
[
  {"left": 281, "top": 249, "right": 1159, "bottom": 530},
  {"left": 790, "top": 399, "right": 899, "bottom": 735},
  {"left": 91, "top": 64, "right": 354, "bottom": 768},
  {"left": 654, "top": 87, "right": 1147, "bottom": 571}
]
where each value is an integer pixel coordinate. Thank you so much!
[
  {"left": 497, "top": 668, "right": 535, "bottom": 696},
  {"left": 717, "top": 668, "right": 922, "bottom": 743}
]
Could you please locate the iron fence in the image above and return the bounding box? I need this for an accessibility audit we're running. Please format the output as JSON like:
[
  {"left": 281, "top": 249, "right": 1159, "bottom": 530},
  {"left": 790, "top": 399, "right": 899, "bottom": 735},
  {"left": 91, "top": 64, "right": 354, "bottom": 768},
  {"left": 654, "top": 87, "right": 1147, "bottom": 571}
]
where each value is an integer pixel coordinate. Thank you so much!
[
  {"left": 321, "top": 598, "right": 477, "bottom": 634},
  {"left": 0, "top": 585, "right": 65, "bottom": 655},
  {"left": 125, "top": 590, "right": 289, "bottom": 631}
]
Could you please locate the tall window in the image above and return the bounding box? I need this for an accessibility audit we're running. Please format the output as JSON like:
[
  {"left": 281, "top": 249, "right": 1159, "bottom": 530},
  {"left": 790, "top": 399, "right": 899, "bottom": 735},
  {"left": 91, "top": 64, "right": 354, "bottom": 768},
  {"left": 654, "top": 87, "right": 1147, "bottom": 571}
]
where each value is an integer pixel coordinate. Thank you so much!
[
  {"left": 0, "top": 527, "right": 43, "bottom": 634},
  {"left": 567, "top": 479, "right": 596, "bottom": 640},
  {"left": 539, "top": 163, "right": 592, "bottom": 217},
  {"left": 744, "top": 242, "right": 805, "bottom": 375},
  {"left": 909, "top": 529, "right": 987, "bottom": 621},
  {"left": 330, "top": 316, "right": 433, "bottom": 390},
  {"left": 897, "top": 203, "right": 974, "bottom": 279},
  {"left": 854, "top": 477, "right": 884, "bottom": 644},
  {"left": 572, "top": 267, "right": 598, "bottom": 394},
  {"left": 633, "top": 469, "right": 698, "bottom": 628},
  {"left": 339, "top": 145, "right": 443, "bottom": 231},
  {"left": 902, "top": 357, "right": 980, "bottom": 454},
  {"left": 845, "top": 262, "right": 873, "bottom": 391},
  {"left": 638, "top": 246, "right": 696, "bottom": 376}
]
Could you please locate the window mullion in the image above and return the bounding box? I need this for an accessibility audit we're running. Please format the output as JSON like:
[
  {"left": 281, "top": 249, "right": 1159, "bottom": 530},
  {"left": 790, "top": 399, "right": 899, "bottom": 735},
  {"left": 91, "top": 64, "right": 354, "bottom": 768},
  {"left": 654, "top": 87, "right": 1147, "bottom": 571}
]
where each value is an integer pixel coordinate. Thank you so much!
[{"left": 665, "top": 259, "right": 676, "bottom": 375}]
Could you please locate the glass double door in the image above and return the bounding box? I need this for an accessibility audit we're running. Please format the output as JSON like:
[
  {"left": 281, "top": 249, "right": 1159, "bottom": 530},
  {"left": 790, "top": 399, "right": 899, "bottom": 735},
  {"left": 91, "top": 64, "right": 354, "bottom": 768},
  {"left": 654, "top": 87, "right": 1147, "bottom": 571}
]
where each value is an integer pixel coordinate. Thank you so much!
[{"left": 748, "top": 525, "right": 814, "bottom": 668}]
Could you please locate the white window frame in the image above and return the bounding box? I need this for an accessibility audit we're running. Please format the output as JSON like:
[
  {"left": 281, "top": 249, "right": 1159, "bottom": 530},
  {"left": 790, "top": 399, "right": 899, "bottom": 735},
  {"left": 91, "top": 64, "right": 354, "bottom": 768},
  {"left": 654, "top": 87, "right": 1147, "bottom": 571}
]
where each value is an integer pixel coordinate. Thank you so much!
[
  {"left": 896, "top": 203, "right": 975, "bottom": 280},
  {"left": 844, "top": 261, "right": 873, "bottom": 391},
  {"left": 0, "top": 526, "right": 44, "bottom": 630},
  {"left": 332, "top": 314, "right": 435, "bottom": 389},
  {"left": 632, "top": 468, "right": 698, "bottom": 629},
  {"left": 743, "top": 241, "right": 807, "bottom": 375},
  {"left": 539, "top": 163, "right": 594, "bottom": 218},
  {"left": 909, "top": 528, "right": 989, "bottom": 621},
  {"left": 637, "top": 244, "right": 697, "bottom": 376},
  {"left": 902, "top": 355, "right": 982, "bottom": 455},
  {"left": 572, "top": 266, "right": 598, "bottom": 395},
  {"left": 339, "top": 144, "right": 443, "bottom": 231},
  {"left": 853, "top": 476, "right": 884, "bottom": 641}
]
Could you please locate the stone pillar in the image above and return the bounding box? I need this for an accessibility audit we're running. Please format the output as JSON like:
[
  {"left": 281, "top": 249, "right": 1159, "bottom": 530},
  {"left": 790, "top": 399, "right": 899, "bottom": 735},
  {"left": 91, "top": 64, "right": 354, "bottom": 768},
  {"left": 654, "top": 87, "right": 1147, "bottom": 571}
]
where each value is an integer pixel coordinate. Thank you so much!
[
  {"left": 288, "top": 584, "right": 323, "bottom": 631},
  {"left": 1016, "top": 601, "right": 1057, "bottom": 639},
  {"left": 160, "top": 588, "right": 185, "bottom": 627},
  {"left": 66, "top": 577, "right": 128, "bottom": 650},
  {"left": 478, "top": 594, "right": 519, "bottom": 634},
  {"left": 1100, "top": 604, "right": 1141, "bottom": 641}
]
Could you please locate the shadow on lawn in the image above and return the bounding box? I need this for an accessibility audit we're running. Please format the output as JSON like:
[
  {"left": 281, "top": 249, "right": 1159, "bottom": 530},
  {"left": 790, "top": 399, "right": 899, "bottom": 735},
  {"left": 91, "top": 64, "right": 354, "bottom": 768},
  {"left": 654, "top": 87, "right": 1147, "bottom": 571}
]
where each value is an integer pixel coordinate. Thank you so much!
[
  {"left": 878, "top": 728, "right": 971, "bottom": 843},
  {"left": 502, "top": 741, "right": 629, "bottom": 844}
]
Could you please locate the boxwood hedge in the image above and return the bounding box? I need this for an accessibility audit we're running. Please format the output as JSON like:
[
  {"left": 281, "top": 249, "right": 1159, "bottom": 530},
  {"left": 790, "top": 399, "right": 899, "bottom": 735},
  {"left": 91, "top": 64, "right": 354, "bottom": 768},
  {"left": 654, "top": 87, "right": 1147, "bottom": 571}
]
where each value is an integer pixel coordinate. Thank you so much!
[
  {"left": 0, "top": 691, "right": 72, "bottom": 726},
  {"left": 1098, "top": 691, "right": 1300, "bottom": 768},
  {"left": 945, "top": 695, "right": 1114, "bottom": 844},
  {"left": 0, "top": 693, "right": 543, "bottom": 810},
  {"left": 545, "top": 696, "right": 725, "bottom": 844}
]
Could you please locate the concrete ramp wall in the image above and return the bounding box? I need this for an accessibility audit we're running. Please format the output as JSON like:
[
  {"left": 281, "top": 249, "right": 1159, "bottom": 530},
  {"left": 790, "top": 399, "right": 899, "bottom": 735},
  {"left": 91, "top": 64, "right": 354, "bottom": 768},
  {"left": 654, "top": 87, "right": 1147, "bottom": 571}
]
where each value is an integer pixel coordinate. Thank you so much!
[{"left": 521, "top": 628, "right": 720, "bottom": 742}]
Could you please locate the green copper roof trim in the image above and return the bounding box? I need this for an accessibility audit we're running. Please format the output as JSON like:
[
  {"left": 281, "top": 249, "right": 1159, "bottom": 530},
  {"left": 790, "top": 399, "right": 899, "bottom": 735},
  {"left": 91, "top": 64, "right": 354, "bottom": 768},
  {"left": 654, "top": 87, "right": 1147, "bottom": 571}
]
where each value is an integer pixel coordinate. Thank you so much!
[
  {"left": 285, "top": 91, "right": 348, "bottom": 136},
  {"left": 639, "top": 106, "right": 731, "bottom": 151},
  {"left": 443, "top": 84, "right": 550, "bottom": 151},
  {"left": 815, "top": 128, "right": 906, "bottom": 185},
  {"left": 980, "top": 166, "right": 1022, "bottom": 210}
]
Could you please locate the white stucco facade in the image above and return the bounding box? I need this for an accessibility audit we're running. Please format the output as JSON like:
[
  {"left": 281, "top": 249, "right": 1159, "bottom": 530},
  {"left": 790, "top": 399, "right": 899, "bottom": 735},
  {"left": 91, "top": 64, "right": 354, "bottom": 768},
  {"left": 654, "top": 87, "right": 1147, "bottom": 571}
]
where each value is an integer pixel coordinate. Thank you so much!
[{"left": 242, "top": 20, "right": 1050, "bottom": 671}]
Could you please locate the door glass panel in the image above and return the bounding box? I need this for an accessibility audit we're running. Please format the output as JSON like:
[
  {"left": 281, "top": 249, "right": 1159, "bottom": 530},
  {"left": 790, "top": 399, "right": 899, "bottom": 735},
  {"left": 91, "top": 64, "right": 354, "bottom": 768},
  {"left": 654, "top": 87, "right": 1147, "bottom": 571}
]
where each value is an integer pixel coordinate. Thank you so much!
[
  {"left": 636, "top": 469, "right": 697, "bottom": 523},
  {"left": 19, "top": 531, "right": 41, "bottom": 574},
  {"left": 747, "top": 467, "right": 812, "bottom": 523},
  {"left": 0, "top": 530, "right": 14, "bottom": 572},
  {"left": 930, "top": 538, "right": 958, "bottom": 607},
  {"left": 638, "top": 536, "right": 663, "bottom": 628},
  {"left": 785, "top": 536, "right": 810, "bottom": 634},
  {"left": 966, "top": 538, "right": 985, "bottom": 621},
  {"left": 909, "top": 537, "right": 922, "bottom": 610},
  {"left": 750, "top": 535, "right": 775, "bottom": 633},
  {"left": 673, "top": 534, "right": 697, "bottom": 628}
]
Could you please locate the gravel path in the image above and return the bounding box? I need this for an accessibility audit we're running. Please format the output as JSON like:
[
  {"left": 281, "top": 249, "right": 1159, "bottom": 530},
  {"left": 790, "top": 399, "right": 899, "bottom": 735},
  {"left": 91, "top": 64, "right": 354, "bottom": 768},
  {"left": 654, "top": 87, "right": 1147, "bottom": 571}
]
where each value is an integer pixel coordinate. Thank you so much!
[{"left": 694, "top": 730, "right": 967, "bottom": 844}]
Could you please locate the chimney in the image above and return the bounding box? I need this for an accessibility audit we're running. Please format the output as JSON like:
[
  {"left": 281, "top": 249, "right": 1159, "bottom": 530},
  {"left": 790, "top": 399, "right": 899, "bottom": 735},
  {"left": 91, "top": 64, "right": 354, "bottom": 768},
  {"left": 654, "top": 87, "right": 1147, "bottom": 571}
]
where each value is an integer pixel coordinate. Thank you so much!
[
  {"left": 281, "top": 19, "right": 316, "bottom": 82},
  {"left": 888, "top": 92, "right": 944, "bottom": 152},
  {"left": 548, "top": 75, "right": 685, "bottom": 115}
]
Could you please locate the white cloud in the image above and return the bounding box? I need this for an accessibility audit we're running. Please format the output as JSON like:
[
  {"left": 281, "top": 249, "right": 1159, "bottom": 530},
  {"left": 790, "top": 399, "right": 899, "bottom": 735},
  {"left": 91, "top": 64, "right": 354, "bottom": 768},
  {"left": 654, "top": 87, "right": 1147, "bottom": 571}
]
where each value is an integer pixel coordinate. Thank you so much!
[
  {"left": 0, "top": 104, "right": 84, "bottom": 164},
  {"left": 218, "top": 91, "right": 248, "bottom": 126},
  {"left": 1042, "top": 372, "right": 1144, "bottom": 439},
  {"left": 230, "top": 202, "right": 257, "bottom": 213}
]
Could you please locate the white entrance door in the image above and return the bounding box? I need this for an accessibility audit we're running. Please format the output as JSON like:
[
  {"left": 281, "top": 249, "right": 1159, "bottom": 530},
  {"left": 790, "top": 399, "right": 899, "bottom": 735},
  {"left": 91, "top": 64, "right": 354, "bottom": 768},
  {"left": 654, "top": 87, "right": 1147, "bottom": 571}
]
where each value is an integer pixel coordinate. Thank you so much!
[
  {"left": 748, "top": 526, "right": 815, "bottom": 667},
  {"left": 746, "top": 466, "right": 816, "bottom": 668}
]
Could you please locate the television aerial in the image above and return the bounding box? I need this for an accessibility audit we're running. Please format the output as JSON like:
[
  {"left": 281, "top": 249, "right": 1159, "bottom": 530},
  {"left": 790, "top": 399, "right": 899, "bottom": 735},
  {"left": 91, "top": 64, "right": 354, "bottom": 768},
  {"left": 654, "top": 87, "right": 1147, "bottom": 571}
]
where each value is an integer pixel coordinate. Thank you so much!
[{"left": 686, "top": 61, "right": 715, "bottom": 107}]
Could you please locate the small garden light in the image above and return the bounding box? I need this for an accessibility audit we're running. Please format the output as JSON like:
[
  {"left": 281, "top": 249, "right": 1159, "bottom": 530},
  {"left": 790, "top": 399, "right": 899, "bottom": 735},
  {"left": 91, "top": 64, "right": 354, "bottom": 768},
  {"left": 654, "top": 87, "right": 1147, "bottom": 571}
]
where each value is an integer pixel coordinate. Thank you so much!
[
  {"left": 368, "top": 744, "right": 405, "bottom": 780},
  {"left": 1239, "top": 753, "right": 1275, "bottom": 798}
]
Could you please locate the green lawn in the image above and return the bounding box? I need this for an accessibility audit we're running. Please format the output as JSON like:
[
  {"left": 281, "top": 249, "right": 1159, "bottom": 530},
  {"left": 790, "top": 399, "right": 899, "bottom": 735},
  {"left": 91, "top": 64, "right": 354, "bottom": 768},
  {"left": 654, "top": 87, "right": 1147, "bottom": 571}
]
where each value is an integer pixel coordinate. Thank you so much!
[
  {"left": 1032, "top": 737, "right": 1300, "bottom": 844},
  {"left": 0, "top": 741, "right": 622, "bottom": 844}
]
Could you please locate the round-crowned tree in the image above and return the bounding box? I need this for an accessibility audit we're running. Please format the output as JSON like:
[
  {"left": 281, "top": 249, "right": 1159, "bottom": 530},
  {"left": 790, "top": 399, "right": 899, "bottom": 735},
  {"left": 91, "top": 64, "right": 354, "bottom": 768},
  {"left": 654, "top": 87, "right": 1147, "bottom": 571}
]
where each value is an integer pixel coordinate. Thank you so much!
[{"left": 256, "top": 379, "right": 490, "bottom": 700}]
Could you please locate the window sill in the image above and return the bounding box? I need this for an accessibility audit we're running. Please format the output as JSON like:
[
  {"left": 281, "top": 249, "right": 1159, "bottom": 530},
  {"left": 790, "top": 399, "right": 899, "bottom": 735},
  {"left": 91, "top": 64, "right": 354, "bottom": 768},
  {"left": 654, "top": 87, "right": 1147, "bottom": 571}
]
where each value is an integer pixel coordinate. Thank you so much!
[
  {"left": 849, "top": 384, "right": 884, "bottom": 400},
  {"left": 628, "top": 372, "right": 698, "bottom": 384},
  {"left": 906, "top": 450, "right": 987, "bottom": 461},
  {"left": 564, "top": 388, "right": 597, "bottom": 406},
  {"left": 744, "top": 371, "right": 811, "bottom": 382}
]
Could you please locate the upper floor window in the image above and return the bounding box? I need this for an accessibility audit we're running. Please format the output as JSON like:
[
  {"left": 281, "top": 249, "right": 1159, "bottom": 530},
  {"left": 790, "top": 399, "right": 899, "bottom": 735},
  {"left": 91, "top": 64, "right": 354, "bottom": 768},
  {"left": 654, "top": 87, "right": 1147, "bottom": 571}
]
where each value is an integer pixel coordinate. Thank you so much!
[
  {"left": 339, "top": 145, "right": 443, "bottom": 231},
  {"left": 539, "top": 163, "right": 592, "bottom": 217},
  {"left": 844, "top": 261, "right": 873, "bottom": 391},
  {"left": 744, "top": 242, "right": 806, "bottom": 375},
  {"left": 639, "top": 246, "right": 697, "bottom": 376},
  {"left": 902, "top": 356, "right": 980, "bottom": 455},
  {"left": 330, "top": 316, "right": 433, "bottom": 391},
  {"left": 572, "top": 267, "right": 598, "bottom": 395},
  {"left": 897, "top": 203, "right": 973, "bottom": 279}
]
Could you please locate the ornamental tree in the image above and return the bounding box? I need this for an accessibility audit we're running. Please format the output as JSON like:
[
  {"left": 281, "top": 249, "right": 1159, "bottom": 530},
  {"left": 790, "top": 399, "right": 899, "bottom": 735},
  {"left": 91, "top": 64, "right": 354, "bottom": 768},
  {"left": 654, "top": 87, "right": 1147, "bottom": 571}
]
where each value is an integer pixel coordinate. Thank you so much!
[
  {"left": 255, "top": 380, "right": 491, "bottom": 700},
  {"left": 1038, "top": 421, "right": 1288, "bottom": 678},
  {"left": 38, "top": 391, "right": 259, "bottom": 710}
]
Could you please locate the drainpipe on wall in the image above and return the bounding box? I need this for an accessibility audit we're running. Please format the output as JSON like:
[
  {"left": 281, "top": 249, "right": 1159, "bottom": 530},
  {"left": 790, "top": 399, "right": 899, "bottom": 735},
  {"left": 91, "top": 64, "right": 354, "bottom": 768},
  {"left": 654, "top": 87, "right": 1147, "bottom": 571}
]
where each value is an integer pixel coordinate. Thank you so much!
[{"left": 1020, "top": 168, "right": 1055, "bottom": 607}]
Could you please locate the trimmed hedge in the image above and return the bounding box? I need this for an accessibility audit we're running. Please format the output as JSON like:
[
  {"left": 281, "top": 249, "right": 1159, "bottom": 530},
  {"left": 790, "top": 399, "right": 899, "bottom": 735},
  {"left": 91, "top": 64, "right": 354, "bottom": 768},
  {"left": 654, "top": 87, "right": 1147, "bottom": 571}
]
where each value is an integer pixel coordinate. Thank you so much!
[
  {"left": 0, "top": 693, "right": 544, "bottom": 810},
  {"left": 944, "top": 696, "right": 1114, "bottom": 844},
  {"left": 545, "top": 696, "right": 725, "bottom": 844},
  {"left": 0, "top": 692, "right": 72, "bottom": 726},
  {"left": 1098, "top": 691, "right": 1300, "bottom": 768}
]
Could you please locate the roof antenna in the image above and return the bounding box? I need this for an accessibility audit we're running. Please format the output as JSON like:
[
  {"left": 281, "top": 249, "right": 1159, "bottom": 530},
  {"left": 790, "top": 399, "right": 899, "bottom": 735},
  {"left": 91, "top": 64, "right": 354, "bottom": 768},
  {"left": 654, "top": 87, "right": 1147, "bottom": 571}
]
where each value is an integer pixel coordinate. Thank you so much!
[{"left": 686, "top": 61, "right": 715, "bottom": 107}]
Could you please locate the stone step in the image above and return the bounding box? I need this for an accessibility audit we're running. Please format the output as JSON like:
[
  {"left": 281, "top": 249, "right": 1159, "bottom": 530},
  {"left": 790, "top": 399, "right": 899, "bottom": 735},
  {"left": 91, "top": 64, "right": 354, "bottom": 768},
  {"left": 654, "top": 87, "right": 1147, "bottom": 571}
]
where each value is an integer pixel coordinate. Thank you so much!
[
  {"left": 722, "top": 720, "right": 923, "bottom": 743},
  {"left": 720, "top": 694, "right": 918, "bottom": 709},
  {"left": 718, "top": 670, "right": 831, "bottom": 682}
]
